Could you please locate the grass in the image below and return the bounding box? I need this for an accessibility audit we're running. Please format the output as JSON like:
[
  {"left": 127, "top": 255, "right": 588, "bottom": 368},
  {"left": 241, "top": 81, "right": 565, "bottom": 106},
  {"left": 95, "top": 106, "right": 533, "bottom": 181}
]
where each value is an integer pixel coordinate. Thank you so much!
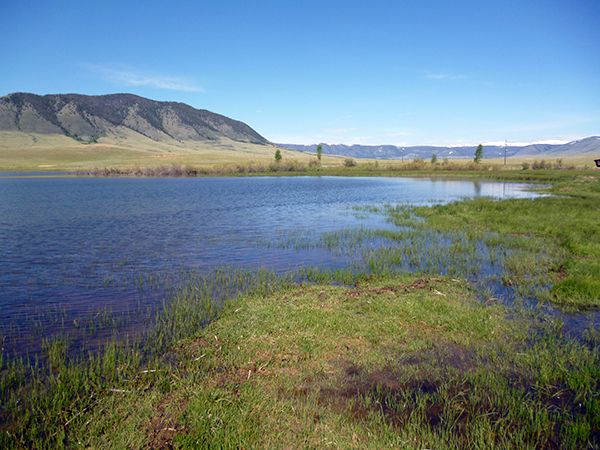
[
  {"left": 409, "top": 172, "right": 600, "bottom": 307},
  {"left": 0, "top": 131, "right": 342, "bottom": 172},
  {"left": 0, "top": 269, "right": 290, "bottom": 449},
  {"left": 3, "top": 274, "right": 597, "bottom": 448},
  {"left": 171, "top": 277, "right": 599, "bottom": 449}
]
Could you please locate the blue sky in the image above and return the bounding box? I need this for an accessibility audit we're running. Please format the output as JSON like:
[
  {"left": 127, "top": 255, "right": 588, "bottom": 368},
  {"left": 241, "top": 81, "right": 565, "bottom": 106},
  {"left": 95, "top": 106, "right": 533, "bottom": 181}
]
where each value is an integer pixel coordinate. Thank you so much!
[{"left": 1, "top": 0, "right": 599, "bottom": 145}]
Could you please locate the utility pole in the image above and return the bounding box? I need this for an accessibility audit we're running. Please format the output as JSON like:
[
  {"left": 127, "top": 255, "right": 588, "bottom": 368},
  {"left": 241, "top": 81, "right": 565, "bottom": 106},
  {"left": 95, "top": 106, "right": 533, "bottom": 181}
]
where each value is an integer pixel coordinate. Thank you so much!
[{"left": 504, "top": 139, "right": 507, "bottom": 166}]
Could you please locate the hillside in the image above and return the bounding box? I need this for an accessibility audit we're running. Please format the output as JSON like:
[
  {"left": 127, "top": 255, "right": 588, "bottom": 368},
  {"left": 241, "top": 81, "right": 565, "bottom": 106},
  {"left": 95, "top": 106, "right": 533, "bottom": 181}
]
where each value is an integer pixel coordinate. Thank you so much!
[
  {"left": 0, "top": 93, "right": 325, "bottom": 171},
  {"left": 0, "top": 92, "right": 268, "bottom": 144},
  {"left": 281, "top": 137, "right": 600, "bottom": 160}
]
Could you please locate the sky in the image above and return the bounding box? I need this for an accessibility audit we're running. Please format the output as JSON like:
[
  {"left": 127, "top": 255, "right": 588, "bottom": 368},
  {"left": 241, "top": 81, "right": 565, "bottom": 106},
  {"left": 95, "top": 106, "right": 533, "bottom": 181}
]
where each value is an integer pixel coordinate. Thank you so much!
[{"left": 1, "top": 0, "right": 599, "bottom": 146}]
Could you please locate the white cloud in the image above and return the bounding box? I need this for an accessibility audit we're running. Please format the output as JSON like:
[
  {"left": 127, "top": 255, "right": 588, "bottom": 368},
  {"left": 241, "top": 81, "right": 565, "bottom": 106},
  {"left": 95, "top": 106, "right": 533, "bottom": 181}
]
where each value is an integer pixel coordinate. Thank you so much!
[
  {"left": 85, "top": 64, "right": 204, "bottom": 93},
  {"left": 323, "top": 127, "right": 358, "bottom": 134},
  {"left": 384, "top": 130, "right": 412, "bottom": 138},
  {"left": 492, "top": 121, "right": 597, "bottom": 135},
  {"left": 268, "top": 126, "right": 413, "bottom": 146},
  {"left": 424, "top": 71, "right": 465, "bottom": 81}
]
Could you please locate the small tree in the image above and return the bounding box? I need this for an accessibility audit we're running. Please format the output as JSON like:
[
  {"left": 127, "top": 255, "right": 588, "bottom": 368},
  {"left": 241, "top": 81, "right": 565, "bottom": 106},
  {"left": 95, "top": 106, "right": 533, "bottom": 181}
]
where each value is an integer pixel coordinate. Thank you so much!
[
  {"left": 316, "top": 144, "right": 323, "bottom": 161},
  {"left": 344, "top": 158, "right": 356, "bottom": 167},
  {"left": 431, "top": 153, "right": 438, "bottom": 164},
  {"left": 474, "top": 144, "right": 483, "bottom": 163},
  {"left": 274, "top": 149, "right": 282, "bottom": 163}
]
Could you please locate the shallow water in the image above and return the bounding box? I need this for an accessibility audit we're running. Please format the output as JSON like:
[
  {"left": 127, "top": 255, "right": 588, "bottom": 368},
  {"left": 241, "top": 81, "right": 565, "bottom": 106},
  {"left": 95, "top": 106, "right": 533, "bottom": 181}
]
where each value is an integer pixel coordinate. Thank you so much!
[{"left": 0, "top": 175, "right": 544, "bottom": 355}]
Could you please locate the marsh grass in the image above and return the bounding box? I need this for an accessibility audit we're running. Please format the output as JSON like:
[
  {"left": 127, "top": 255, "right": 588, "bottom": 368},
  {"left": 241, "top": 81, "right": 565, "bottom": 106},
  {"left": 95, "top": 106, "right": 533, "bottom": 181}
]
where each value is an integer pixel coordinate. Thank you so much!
[
  {"left": 74, "top": 160, "right": 313, "bottom": 177},
  {"left": 0, "top": 268, "right": 294, "bottom": 448},
  {"left": 68, "top": 162, "right": 599, "bottom": 179},
  {"left": 43, "top": 276, "right": 599, "bottom": 449},
  {"left": 412, "top": 173, "right": 600, "bottom": 307}
]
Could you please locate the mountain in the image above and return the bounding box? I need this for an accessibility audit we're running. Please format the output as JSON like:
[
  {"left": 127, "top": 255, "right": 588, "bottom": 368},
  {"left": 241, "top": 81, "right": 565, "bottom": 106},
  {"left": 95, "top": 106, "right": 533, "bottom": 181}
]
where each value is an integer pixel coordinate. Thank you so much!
[
  {"left": 280, "top": 137, "right": 600, "bottom": 160},
  {"left": 542, "top": 137, "right": 600, "bottom": 155},
  {"left": 0, "top": 92, "right": 268, "bottom": 145}
]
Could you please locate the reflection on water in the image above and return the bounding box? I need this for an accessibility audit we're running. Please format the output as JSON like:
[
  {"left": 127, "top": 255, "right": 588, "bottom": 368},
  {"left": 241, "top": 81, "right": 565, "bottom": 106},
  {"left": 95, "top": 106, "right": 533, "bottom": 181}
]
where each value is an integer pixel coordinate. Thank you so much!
[{"left": 0, "top": 176, "right": 542, "bottom": 355}]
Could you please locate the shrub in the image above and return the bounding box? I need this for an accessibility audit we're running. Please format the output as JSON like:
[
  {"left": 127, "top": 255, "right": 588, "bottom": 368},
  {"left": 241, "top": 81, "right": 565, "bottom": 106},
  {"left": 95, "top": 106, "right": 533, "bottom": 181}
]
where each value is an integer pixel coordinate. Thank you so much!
[
  {"left": 344, "top": 158, "right": 357, "bottom": 167},
  {"left": 268, "top": 160, "right": 307, "bottom": 172},
  {"left": 532, "top": 160, "right": 552, "bottom": 170}
]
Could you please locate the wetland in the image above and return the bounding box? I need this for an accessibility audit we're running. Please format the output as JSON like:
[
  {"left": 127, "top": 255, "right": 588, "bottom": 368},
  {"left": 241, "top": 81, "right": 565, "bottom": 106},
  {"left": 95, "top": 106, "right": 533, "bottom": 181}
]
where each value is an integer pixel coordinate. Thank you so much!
[{"left": 1, "top": 170, "right": 599, "bottom": 449}]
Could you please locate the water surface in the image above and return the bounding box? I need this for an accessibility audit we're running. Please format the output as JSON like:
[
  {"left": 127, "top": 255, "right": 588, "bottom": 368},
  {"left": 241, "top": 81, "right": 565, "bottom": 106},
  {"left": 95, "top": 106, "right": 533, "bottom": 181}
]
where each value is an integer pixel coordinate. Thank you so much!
[{"left": 0, "top": 176, "right": 542, "bottom": 354}]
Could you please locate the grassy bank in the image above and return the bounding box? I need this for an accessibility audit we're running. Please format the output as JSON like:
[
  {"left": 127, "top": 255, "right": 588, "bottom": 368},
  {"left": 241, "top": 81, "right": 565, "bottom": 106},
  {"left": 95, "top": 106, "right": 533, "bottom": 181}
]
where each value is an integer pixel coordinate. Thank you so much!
[
  {"left": 65, "top": 161, "right": 599, "bottom": 179},
  {"left": 2, "top": 274, "right": 597, "bottom": 448},
  {"left": 409, "top": 172, "right": 600, "bottom": 307},
  {"left": 160, "top": 276, "right": 598, "bottom": 449}
]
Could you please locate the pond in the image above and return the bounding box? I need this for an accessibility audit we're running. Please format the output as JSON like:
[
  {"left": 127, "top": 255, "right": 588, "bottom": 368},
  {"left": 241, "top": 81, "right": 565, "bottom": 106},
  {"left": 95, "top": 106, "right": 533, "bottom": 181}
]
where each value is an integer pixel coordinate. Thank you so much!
[{"left": 0, "top": 175, "right": 544, "bottom": 355}]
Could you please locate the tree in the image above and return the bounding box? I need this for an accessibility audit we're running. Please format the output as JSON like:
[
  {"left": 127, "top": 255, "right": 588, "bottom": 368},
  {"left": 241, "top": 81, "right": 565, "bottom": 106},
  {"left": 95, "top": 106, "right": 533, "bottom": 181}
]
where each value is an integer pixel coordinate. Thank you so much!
[
  {"left": 474, "top": 144, "right": 483, "bottom": 163},
  {"left": 431, "top": 153, "right": 438, "bottom": 164},
  {"left": 274, "top": 149, "right": 282, "bottom": 163},
  {"left": 316, "top": 144, "right": 323, "bottom": 161},
  {"left": 344, "top": 158, "right": 356, "bottom": 167}
]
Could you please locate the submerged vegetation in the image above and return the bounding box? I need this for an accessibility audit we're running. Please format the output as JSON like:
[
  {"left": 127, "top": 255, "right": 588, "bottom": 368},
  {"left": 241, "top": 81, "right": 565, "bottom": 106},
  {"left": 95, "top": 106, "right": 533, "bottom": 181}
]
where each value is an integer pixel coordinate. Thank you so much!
[
  {"left": 414, "top": 173, "right": 600, "bottom": 308},
  {"left": 1, "top": 169, "right": 599, "bottom": 448}
]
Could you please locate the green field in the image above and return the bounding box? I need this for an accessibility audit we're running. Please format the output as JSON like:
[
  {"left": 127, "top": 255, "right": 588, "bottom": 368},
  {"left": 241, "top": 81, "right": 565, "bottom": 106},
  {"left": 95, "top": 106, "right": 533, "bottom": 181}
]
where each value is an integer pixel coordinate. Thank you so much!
[{"left": 1, "top": 170, "right": 599, "bottom": 449}]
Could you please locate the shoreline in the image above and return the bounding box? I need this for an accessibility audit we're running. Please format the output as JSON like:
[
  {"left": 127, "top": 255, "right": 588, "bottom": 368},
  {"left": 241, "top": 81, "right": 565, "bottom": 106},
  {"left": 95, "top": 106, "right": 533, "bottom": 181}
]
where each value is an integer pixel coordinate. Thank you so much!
[{"left": 2, "top": 166, "right": 597, "bottom": 183}]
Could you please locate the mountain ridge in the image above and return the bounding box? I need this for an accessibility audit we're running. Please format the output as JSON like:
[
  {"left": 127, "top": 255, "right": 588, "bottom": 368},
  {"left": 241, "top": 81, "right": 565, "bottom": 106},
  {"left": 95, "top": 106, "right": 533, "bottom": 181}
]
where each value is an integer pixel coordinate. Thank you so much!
[
  {"left": 280, "top": 137, "right": 600, "bottom": 160},
  {"left": 0, "top": 92, "right": 268, "bottom": 145}
]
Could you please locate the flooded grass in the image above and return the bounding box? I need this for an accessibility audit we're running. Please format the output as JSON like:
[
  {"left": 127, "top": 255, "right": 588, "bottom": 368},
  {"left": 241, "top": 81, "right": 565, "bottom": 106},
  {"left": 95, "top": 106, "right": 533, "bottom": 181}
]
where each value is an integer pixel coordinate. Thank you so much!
[{"left": 20, "top": 275, "right": 591, "bottom": 449}]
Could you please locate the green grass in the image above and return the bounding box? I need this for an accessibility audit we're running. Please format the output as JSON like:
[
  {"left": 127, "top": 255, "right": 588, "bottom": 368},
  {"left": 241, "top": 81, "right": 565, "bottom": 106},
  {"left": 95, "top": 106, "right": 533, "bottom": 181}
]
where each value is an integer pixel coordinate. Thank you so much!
[
  {"left": 0, "top": 269, "right": 290, "bottom": 449},
  {"left": 4, "top": 274, "right": 596, "bottom": 449},
  {"left": 173, "top": 278, "right": 597, "bottom": 449},
  {"left": 408, "top": 172, "right": 600, "bottom": 307}
]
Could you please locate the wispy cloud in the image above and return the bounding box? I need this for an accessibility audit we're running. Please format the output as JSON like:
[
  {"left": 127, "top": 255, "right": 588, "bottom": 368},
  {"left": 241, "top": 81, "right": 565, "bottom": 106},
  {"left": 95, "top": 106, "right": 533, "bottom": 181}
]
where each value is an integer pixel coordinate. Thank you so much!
[
  {"left": 270, "top": 126, "right": 414, "bottom": 146},
  {"left": 84, "top": 64, "right": 204, "bottom": 93},
  {"left": 323, "top": 127, "right": 358, "bottom": 134},
  {"left": 424, "top": 71, "right": 465, "bottom": 81},
  {"left": 384, "top": 130, "right": 411, "bottom": 138},
  {"left": 488, "top": 116, "right": 600, "bottom": 135}
]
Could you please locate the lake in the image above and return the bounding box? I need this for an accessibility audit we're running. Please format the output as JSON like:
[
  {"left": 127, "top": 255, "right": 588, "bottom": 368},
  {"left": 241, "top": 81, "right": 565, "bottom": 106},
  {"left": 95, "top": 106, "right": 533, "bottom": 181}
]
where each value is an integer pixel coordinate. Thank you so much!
[{"left": 0, "top": 175, "right": 542, "bottom": 355}]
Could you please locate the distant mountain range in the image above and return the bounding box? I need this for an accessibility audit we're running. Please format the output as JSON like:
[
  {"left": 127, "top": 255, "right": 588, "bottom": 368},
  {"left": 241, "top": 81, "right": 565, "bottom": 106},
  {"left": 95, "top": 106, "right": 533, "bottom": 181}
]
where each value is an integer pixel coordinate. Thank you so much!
[
  {"left": 280, "top": 137, "right": 600, "bottom": 160},
  {"left": 0, "top": 92, "right": 268, "bottom": 145},
  {"left": 1, "top": 92, "right": 597, "bottom": 160}
]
